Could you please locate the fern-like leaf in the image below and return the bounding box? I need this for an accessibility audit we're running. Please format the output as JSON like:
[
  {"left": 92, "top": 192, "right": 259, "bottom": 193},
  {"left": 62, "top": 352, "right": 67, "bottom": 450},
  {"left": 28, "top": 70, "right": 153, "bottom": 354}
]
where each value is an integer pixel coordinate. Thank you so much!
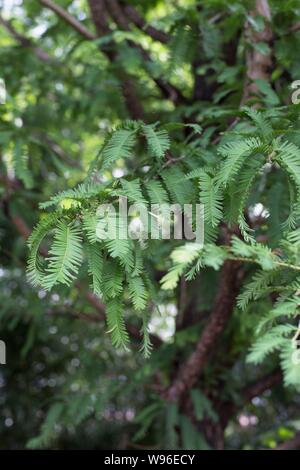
[
  {"left": 247, "top": 324, "right": 294, "bottom": 364},
  {"left": 274, "top": 139, "right": 300, "bottom": 187},
  {"left": 128, "top": 276, "right": 148, "bottom": 310},
  {"left": 218, "top": 137, "right": 262, "bottom": 186},
  {"left": 42, "top": 221, "right": 83, "bottom": 290},
  {"left": 161, "top": 167, "right": 194, "bottom": 205},
  {"left": 145, "top": 180, "right": 169, "bottom": 205},
  {"left": 199, "top": 170, "right": 223, "bottom": 228}
]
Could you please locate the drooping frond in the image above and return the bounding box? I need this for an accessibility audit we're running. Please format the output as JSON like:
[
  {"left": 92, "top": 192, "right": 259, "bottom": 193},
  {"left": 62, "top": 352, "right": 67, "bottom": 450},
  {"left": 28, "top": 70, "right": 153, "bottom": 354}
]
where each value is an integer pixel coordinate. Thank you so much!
[
  {"left": 198, "top": 170, "right": 223, "bottom": 228},
  {"left": 101, "top": 259, "right": 123, "bottom": 299},
  {"left": 119, "top": 178, "right": 148, "bottom": 206},
  {"left": 39, "top": 183, "right": 102, "bottom": 209},
  {"left": 42, "top": 220, "right": 83, "bottom": 290},
  {"left": 168, "top": 25, "right": 196, "bottom": 72},
  {"left": 82, "top": 213, "right": 99, "bottom": 244},
  {"left": 139, "top": 312, "right": 152, "bottom": 359},
  {"left": 280, "top": 341, "right": 300, "bottom": 387},
  {"left": 223, "top": 157, "right": 264, "bottom": 228},
  {"left": 13, "top": 140, "right": 33, "bottom": 189},
  {"left": 161, "top": 243, "right": 203, "bottom": 290},
  {"left": 27, "top": 214, "right": 58, "bottom": 287},
  {"left": 104, "top": 218, "right": 133, "bottom": 270}
]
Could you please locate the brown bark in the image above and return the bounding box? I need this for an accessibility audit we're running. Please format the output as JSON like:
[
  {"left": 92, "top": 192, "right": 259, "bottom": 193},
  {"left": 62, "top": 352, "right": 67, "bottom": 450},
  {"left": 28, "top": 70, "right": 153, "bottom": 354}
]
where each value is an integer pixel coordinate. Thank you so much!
[
  {"left": 219, "top": 369, "right": 282, "bottom": 429},
  {"left": 105, "top": 0, "right": 185, "bottom": 105},
  {"left": 164, "top": 260, "right": 242, "bottom": 402},
  {"left": 243, "top": 0, "right": 273, "bottom": 101},
  {"left": 276, "top": 432, "right": 300, "bottom": 450},
  {"left": 8, "top": 203, "right": 161, "bottom": 346},
  {"left": 122, "top": 4, "right": 169, "bottom": 43},
  {"left": 39, "top": 0, "right": 96, "bottom": 40},
  {"left": 87, "top": 0, "right": 145, "bottom": 120},
  {"left": 0, "top": 15, "right": 55, "bottom": 63}
]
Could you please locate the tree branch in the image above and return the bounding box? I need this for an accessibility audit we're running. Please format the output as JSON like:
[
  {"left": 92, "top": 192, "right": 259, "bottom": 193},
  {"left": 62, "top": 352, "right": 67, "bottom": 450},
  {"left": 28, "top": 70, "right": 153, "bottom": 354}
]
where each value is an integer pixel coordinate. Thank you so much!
[
  {"left": 105, "top": 0, "right": 185, "bottom": 105},
  {"left": 87, "top": 0, "right": 145, "bottom": 120},
  {"left": 122, "top": 4, "right": 169, "bottom": 43},
  {"left": 87, "top": 0, "right": 111, "bottom": 36},
  {"left": 45, "top": 306, "right": 159, "bottom": 346},
  {"left": 164, "top": 259, "right": 242, "bottom": 402},
  {"left": 276, "top": 432, "right": 300, "bottom": 450},
  {"left": 290, "top": 22, "right": 300, "bottom": 33},
  {"left": 39, "top": 0, "right": 96, "bottom": 40},
  {"left": 0, "top": 15, "right": 55, "bottom": 63}
]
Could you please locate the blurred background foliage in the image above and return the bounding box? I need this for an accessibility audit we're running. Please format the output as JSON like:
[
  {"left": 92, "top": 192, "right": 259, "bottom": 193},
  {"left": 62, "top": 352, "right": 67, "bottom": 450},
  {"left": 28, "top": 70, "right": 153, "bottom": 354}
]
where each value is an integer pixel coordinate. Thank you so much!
[{"left": 1, "top": 0, "right": 300, "bottom": 450}]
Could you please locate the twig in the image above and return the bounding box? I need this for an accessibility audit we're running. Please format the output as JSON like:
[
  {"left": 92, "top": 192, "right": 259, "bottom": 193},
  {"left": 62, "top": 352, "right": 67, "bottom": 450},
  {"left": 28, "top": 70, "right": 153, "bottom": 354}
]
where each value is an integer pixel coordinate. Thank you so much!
[
  {"left": 164, "top": 259, "right": 242, "bottom": 402},
  {"left": 0, "top": 15, "right": 55, "bottom": 63},
  {"left": 275, "top": 432, "right": 300, "bottom": 450}
]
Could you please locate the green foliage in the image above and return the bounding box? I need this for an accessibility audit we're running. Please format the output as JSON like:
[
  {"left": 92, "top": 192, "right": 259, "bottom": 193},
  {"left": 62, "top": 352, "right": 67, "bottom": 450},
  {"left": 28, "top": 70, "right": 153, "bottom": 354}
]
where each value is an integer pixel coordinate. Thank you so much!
[
  {"left": 27, "top": 214, "right": 58, "bottom": 286},
  {"left": 161, "top": 167, "right": 194, "bottom": 205},
  {"left": 217, "top": 137, "right": 263, "bottom": 187},
  {"left": 42, "top": 221, "right": 83, "bottom": 290},
  {"left": 198, "top": 170, "right": 223, "bottom": 227},
  {"left": 3, "top": 0, "right": 300, "bottom": 452},
  {"left": 13, "top": 140, "right": 33, "bottom": 189},
  {"left": 103, "top": 129, "right": 137, "bottom": 168},
  {"left": 26, "top": 403, "right": 64, "bottom": 449},
  {"left": 86, "top": 241, "right": 103, "bottom": 297},
  {"left": 143, "top": 123, "right": 170, "bottom": 158},
  {"left": 128, "top": 276, "right": 148, "bottom": 311},
  {"left": 237, "top": 270, "right": 275, "bottom": 310}
]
